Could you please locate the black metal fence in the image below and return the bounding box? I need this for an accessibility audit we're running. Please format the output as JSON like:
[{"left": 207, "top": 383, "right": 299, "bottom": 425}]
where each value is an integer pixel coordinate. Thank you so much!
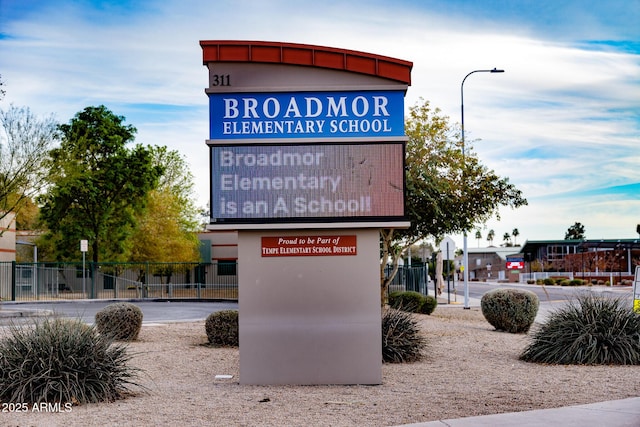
[
  {"left": 384, "top": 264, "right": 431, "bottom": 296},
  {"left": 0, "top": 261, "right": 238, "bottom": 302},
  {"left": 0, "top": 261, "right": 429, "bottom": 302}
]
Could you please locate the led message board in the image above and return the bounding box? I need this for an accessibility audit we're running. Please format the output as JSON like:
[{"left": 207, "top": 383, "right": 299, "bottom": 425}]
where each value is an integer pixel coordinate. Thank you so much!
[
  {"left": 210, "top": 143, "right": 405, "bottom": 224},
  {"left": 208, "top": 91, "right": 405, "bottom": 140}
]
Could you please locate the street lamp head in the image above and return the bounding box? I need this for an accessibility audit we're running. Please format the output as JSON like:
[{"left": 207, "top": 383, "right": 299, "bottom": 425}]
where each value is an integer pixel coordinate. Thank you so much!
[{"left": 490, "top": 68, "right": 505, "bottom": 73}]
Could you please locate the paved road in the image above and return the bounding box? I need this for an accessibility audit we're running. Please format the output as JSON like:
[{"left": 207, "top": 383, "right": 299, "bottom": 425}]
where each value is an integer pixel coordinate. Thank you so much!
[
  {"left": 2, "top": 282, "right": 633, "bottom": 325},
  {"left": 0, "top": 300, "right": 238, "bottom": 324},
  {"left": 438, "top": 281, "right": 633, "bottom": 305}
]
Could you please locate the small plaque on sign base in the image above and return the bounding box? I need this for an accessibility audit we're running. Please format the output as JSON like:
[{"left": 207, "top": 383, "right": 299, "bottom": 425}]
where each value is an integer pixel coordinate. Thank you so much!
[{"left": 261, "top": 235, "right": 357, "bottom": 257}]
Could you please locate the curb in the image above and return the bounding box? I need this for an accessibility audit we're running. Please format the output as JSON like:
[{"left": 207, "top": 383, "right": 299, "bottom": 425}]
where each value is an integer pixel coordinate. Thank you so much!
[{"left": 0, "top": 309, "right": 54, "bottom": 319}]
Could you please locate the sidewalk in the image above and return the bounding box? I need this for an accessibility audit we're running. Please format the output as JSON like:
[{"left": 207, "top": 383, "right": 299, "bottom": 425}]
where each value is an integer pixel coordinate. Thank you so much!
[{"left": 398, "top": 397, "right": 640, "bottom": 427}]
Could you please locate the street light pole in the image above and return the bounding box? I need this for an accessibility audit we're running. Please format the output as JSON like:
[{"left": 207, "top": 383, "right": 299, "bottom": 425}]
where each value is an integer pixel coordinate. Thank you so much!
[{"left": 461, "top": 68, "right": 504, "bottom": 309}]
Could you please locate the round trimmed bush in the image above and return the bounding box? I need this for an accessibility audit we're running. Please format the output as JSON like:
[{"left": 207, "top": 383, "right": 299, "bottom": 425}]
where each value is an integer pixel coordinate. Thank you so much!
[
  {"left": 389, "top": 291, "right": 424, "bottom": 312},
  {"left": 520, "top": 294, "right": 640, "bottom": 365},
  {"left": 205, "top": 310, "right": 239, "bottom": 346},
  {"left": 0, "top": 317, "right": 141, "bottom": 404},
  {"left": 481, "top": 288, "right": 539, "bottom": 333},
  {"left": 419, "top": 295, "right": 438, "bottom": 315},
  {"left": 382, "top": 308, "right": 426, "bottom": 363},
  {"left": 95, "top": 302, "right": 143, "bottom": 341},
  {"left": 389, "top": 290, "right": 437, "bottom": 314}
]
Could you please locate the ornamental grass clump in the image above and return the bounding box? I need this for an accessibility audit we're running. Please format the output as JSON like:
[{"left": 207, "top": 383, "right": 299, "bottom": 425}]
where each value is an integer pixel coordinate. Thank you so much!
[
  {"left": 480, "top": 288, "right": 539, "bottom": 333},
  {"left": 520, "top": 294, "right": 640, "bottom": 365},
  {"left": 382, "top": 308, "right": 427, "bottom": 363},
  {"left": 205, "top": 310, "right": 239, "bottom": 347},
  {"left": 0, "top": 317, "right": 142, "bottom": 405},
  {"left": 95, "top": 302, "right": 143, "bottom": 341}
]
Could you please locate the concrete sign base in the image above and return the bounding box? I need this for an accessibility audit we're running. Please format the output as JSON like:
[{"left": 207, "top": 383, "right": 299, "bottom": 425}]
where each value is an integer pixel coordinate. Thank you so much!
[{"left": 238, "top": 229, "right": 382, "bottom": 385}]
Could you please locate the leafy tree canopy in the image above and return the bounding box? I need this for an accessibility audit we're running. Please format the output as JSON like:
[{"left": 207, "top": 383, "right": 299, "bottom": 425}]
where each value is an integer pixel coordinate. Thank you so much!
[
  {"left": 564, "top": 222, "right": 586, "bottom": 240},
  {"left": 129, "top": 146, "right": 202, "bottom": 263},
  {"left": 129, "top": 188, "right": 201, "bottom": 263},
  {"left": 38, "top": 105, "right": 163, "bottom": 262},
  {"left": 380, "top": 100, "right": 527, "bottom": 302},
  {"left": 0, "top": 105, "right": 58, "bottom": 228}
]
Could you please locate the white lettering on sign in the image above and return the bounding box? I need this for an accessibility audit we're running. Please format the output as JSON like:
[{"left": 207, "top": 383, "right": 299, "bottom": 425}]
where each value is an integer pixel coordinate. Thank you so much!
[
  {"left": 220, "top": 174, "right": 341, "bottom": 192},
  {"left": 223, "top": 95, "right": 390, "bottom": 119},
  {"left": 221, "top": 118, "right": 391, "bottom": 136},
  {"left": 220, "top": 150, "right": 325, "bottom": 167}
]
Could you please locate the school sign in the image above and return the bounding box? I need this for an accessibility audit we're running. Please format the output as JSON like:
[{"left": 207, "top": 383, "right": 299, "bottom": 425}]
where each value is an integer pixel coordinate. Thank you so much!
[{"left": 201, "top": 40, "right": 412, "bottom": 385}]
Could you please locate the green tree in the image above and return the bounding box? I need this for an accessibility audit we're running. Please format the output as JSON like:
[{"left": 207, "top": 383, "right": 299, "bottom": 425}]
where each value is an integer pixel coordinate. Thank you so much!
[
  {"left": 502, "top": 232, "right": 512, "bottom": 247},
  {"left": 512, "top": 228, "right": 520, "bottom": 246},
  {"left": 487, "top": 229, "right": 495, "bottom": 246},
  {"left": 564, "top": 222, "right": 585, "bottom": 240},
  {"left": 38, "top": 105, "right": 163, "bottom": 262},
  {"left": 0, "top": 105, "right": 58, "bottom": 230},
  {"left": 380, "top": 100, "right": 527, "bottom": 303},
  {"left": 129, "top": 147, "right": 201, "bottom": 263},
  {"left": 149, "top": 146, "right": 201, "bottom": 232},
  {"left": 15, "top": 196, "right": 39, "bottom": 230},
  {"left": 129, "top": 189, "right": 201, "bottom": 263},
  {"left": 475, "top": 230, "right": 482, "bottom": 247}
]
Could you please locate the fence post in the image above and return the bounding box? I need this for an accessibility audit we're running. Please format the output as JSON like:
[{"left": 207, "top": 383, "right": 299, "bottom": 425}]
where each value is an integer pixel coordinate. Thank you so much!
[
  {"left": 11, "top": 261, "right": 16, "bottom": 301},
  {"left": 144, "top": 262, "right": 149, "bottom": 298},
  {"left": 90, "top": 262, "right": 96, "bottom": 299}
]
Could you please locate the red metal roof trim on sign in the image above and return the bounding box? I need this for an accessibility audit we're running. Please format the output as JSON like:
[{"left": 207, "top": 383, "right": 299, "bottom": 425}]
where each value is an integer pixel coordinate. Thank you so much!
[{"left": 200, "top": 40, "right": 412, "bottom": 85}]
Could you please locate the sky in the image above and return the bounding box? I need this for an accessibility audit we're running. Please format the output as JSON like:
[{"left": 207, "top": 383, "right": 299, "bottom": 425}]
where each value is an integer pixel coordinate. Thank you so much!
[{"left": 1, "top": 0, "right": 639, "bottom": 250}]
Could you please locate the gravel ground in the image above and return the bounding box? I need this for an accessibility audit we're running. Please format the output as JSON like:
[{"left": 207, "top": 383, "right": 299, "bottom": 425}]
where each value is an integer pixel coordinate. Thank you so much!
[{"left": 2, "top": 307, "right": 639, "bottom": 427}]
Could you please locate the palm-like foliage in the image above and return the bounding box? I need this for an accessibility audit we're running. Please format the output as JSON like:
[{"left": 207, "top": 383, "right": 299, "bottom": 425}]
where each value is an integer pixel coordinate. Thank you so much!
[
  {"left": 382, "top": 308, "right": 427, "bottom": 363},
  {"left": 520, "top": 294, "right": 640, "bottom": 365},
  {"left": 0, "top": 317, "right": 142, "bottom": 404}
]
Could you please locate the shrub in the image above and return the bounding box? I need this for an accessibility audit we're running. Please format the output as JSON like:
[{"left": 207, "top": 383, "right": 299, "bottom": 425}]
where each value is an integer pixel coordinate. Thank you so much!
[
  {"left": 381, "top": 308, "right": 426, "bottom": 363},
  {"left": 419, "top": 295, "right": 438, "bottom": 315},
  {"left": 520, "top": 294, "right": 640, "bottom": 365},
  {"left": 480, "top": 288, "right": 539, "bottom": 333},
  {"left": 95, "top": 302, "right": 143, "bottom": 341},
  {"left": 389, "top": 291, "right": 437, "bottom": 314},
  {"left": 543, "top": 278, "right": 555, "bottom": 286},
  {"left": 389, "top": 291, "right": 424, "bottom": 312},
  {"left": 0, "top": 317, "right": 142, "bottom": 404},
  {"left": 557, "top": 279, "right": 584, "bottom": 286},
  {"left": 205, "top": 310, "right": 239, "bottom": 346}
]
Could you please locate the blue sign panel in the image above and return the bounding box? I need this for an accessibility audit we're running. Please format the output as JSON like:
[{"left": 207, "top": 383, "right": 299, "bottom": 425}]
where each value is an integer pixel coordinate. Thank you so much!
[{"left": 209, "top": 91, "right": 405, "bottom": 140}]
